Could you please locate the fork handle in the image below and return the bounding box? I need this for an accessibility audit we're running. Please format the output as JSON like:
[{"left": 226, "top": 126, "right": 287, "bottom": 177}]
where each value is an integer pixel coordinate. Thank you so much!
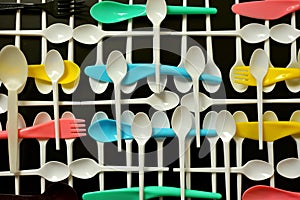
[{"left": 0, "top": 2, "right": 42, "bottom": 10}]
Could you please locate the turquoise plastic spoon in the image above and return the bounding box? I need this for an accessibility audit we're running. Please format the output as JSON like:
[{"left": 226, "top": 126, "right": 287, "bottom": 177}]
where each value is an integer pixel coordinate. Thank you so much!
[
  {"left": 90, "top": 1, "right": 217, "bottom": 24},
  {"left": 84, "top": 63, "right": 222, "bottom": 85},
  {"left": 82, "top": 186, "right": 222, "bottom": 200},
  {"left": 87, "top": 119, "right": 217, "bottom": 143}
]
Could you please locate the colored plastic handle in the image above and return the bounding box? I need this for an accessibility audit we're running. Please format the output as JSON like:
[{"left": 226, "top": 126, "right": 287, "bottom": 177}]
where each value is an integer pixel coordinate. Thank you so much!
[
  {"left": 82, "top": 186, "right": 222, "bottom": 200},
  {"left": 84, "top": 63, "right": 222, "bottom": 85},
  {"left": 88, "top": 119, "right": 217, "bottom": 143}
]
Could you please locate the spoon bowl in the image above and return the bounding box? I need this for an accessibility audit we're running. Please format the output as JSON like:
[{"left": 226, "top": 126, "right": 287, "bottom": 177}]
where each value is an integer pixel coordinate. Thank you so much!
[
  {"left": 277, "top": 158, "right": 300, "bottom": 179},
  {"left": 44, "top": 23, "right": 73, "bottom": 44},
  {"left": 239, "top": 23, "right": 270, "bottom": 43}
]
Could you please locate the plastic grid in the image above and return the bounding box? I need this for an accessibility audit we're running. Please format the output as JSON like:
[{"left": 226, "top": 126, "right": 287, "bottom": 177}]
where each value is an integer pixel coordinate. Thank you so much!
[{"left": 0, "top": 0, "right": 299, "bottom": 199}]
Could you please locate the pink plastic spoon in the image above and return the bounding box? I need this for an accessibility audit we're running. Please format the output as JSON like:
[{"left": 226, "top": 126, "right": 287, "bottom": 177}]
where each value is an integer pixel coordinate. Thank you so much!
[
  {"left": 242, "top": 185, "right": 300, "bottom": 200},
  {"left": 231, "top": 1, "right": 300, "bottom": 20}
]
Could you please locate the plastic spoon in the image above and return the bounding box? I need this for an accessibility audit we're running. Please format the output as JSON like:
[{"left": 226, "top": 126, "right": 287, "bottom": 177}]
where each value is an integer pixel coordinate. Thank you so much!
[
  {"left": 106, "top": 50, "right": 127, "bottom": 152},
  {"left": 146, "top": 0, "right": 166, "bottom": 93},
  {"left": 83, "top": 186, "right": 222, "bottom": 200},
  {"left": 184, "top": 46, "right": 205, "bottom": 148},
  {"left": 174, "top": 159, "right": 274, "bottom": 181},
  {"left": 0, "top": 23, "right": 72, "bottom": 43},
  {"left": 250, "top": 49, "right": 269, "bottom": 150},
  {"left": 290, "top": 110, "right": 300, "bottom": 157},
  {"left": 0, "top": 93, "right": 7, "bottom": 114},
  {"left": 90, "top": 1, "right": 217, "bottom": 24},
  {"left": 277, "top": 157, "right": 300, "bottom": 179},
  {"left": 121, "top": 110, "right": 135, "bottom": 188},
  {"left": 0, "top": 45, "right": 27, "bottom": 173},
  {"left": 231, "top": 0, "right": 300, "bottom": 20},
  {"left": 0, "top": 161, "right": 70, "bottom": 182},
  {"left": 242, "top": 185, "right": 300, "bottom": 200},
  {"left": 216, "top": 110, "right": 236, "bottom": 200},
  {"left": 171, "top": 106, "right": 192, "bottom": 200},
  {"left": 44, "top": 50, "right": 64, "bottom": 150},
  {"left": 270, "top": 24, "right": 300, "bottom": 44},
  {"left": 131, "top": 112, "right": 152, "bottom": 200},
  {"left": 151, "top": 111, "right": 169, "bottom": 189},
  {"left": 199, "top": 111, "right": 218, "bottom": 193}
]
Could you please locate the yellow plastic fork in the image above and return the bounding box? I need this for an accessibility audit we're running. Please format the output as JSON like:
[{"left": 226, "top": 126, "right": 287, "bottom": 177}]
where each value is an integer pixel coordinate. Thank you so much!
[
  {"left": 28, "top": 60, "right": 80, "bottom": 85},
  {"left": 236, "top": 121, "right": 300, "bottom": 142},
  {"left": 233, "top": 66, "right": 300, "bottom": 86}
]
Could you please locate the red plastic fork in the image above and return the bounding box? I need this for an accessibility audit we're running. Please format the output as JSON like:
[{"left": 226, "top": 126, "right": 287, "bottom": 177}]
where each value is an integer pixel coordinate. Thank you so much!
[{"left": 0, "top": 118, "right": 86, "bottom": 139}]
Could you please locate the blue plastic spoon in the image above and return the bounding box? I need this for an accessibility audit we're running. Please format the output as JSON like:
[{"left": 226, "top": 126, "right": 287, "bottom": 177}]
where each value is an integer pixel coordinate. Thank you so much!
[
  {"left": 87, "top": 119, "right": 217, "bottom": 143},
  {"left": 84, "top": 63, "right": 222, "bottom": 85}
]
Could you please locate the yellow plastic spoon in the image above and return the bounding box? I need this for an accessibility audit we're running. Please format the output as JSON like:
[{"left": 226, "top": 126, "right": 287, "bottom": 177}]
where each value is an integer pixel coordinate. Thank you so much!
[
  {"left": 28, "top": 60, "right": 80, "bottom": 85},
  {"left": 236, "top": 121, "right": 300, "bottom": 142}
]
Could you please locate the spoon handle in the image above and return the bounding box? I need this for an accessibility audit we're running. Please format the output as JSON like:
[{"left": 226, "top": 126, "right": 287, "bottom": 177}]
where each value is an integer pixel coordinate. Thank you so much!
[
  {"left": 167, "top": 6, "right": 217, "bottom": 15},
  {"left": 257, "top": 82, "right": 264, "bottom": 150},
  {"left": 52, "top": 82, "right": 60, "bottom": 150},
  {"left": 223, "top": 142, "right": 231, "bottom": 200},
  {"left": 7, "top": 89, "right": 18, "bottom": 172},
  {"left": 138, "top": 145, "right": 146, "bottom": 200}
]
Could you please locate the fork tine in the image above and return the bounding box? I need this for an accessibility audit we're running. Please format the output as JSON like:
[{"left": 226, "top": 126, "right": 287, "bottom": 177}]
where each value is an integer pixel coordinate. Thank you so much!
[{"left": 70, "top": 128, "right": 86, "bottom": 133}]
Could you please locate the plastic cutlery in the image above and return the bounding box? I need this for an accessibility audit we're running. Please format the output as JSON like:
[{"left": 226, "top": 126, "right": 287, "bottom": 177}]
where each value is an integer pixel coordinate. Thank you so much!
[
  {"left": 174, "top": 159, "right": 274, "bottom": 181},
  {"left": 232, "top": 66, "right": 300, "bottom": 86},
  {"left": 90, "top": 1, "right": 217, "bottom": 24},
  {"left": 82, "top": 186, "right": 222, "bottom": 200},
  {"left": 29, "top": 60, "right": 80, "bottom": 85},
  {"left": 0, "top": 23, "right": 72, "bottom": 44},
  {"left": 84, "top": 63, "right": 222, "bottom": 85},
  {"left": 184, "top": 46, "right": 205, "bottom": 147},
  {"left": 44, "top": 49, "right": 64, "bottom": 150},
  {"left": 0, "top": 45, "right": 28, "bottom": 173},
  {"left": 0, "top": 182, "right": 78, "bottom": 200},
  {"left": 270, "top": 24, "right": 300, "bottom": 44},
  {"left": 106, "top": 50, "right": 127, "bottom": 152},
  {"left": 290, "top": 110, "right": 300, "bottom": 157},
  {"left": 249, "top": 49, "right": 269, "bottom": 150},
  {"left": 146, "top": 0, "right": 166, "bottom": 93},
  {"left": 131, "top": 112, "right": 152, "bottom": 200},
  {"left": 276, "top": 157, "right": 300, "bottom": 179},
  {"left": 0, "top": 118, "right": 86, "bottom": 139},
  {"left": 172, "top": 106, "right": 192, "bottom": 200},
  {"left": 216, "top": 110, "right": 236, "bottom": 200},
  {"left": 235, "top": 121, "right": 300, "bottom": 142},
  {"left": 242, "top": 185, "right": 300, "bottom": 200},
  {"left": 231, "top": 0, "right": 300, "bottom": 20},
  {"left": 88, "top": 118, "right": 217, "bottom": 143},
  {"left": 0, "top": 93, "right": 7, "bottom": 114}
]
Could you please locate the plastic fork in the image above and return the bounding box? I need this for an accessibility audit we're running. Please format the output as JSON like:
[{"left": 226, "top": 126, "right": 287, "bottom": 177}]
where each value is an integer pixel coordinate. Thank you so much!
[
  {"left": 233, "top": 66, "right": 300, "bottom": 86},
  {"left": 236, "top": 121, "right": 300, "bottom": 142},
  {"left": 0, "top": 0, "right": 86, "bottom": 18},
  {"left": 0, "top": 118, "right": 86, "bottom": 139}
]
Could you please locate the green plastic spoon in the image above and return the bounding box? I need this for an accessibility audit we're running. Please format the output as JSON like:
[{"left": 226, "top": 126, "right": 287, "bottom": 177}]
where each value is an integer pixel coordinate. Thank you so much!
[
  {"left": 82, "top": 186, "right": 222, "bottom": 200},
  {"left": 90, "top": 1, "right": 217, "bottom": 24}
]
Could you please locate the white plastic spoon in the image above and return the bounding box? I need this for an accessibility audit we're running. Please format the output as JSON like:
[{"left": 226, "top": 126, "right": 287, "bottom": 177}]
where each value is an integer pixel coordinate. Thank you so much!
[
  {"left": 151, "top": 111, "right": 169, "bottom": 190},
  {"left": 200, "top": 111, "right": 218, "bottom": 193},
  {"left": 146, "top": 0, "right": 167, "bottom": 93},
  {"left": 216, "top": 110, "right": 236, "bottom": 200},
  {"left": 263, "top": 111, "right": 277, "bottom": 186},
  {"left": 176, "top": 159, "right": 274, "bottom": 181},
  {"left": 132, "top": 112, "right": 152, "bottom": 200},
  {"left": 0, "top": 23, "right": 72, "bottom": 44},
  {"left": 0, "top": 93, "right": 7, "bottom": 114},
  {"left": 32, "top": 112, "right": 51, "bottom": 192},
  {"left": 0, "top": 161, "right": 70, "bottom": 182},
  {"left": 184, "top": 46, "right": 205, "bottom": 148},
  {"left": 270, "top": 24, "right": 300, "bottom": 44},
  {"left": 121, "top": 110, "right": 135, "bottom": 188},
  {"left": 249, "top": 49, "right": 269, "bottom": 150},
  {"left": 44, "top": 50, "right": 64, "bottom": 150},
  {"left": 0, "top": 45, "right": 27, "bottom": 172},
  {"left": 277, "top": 158, "right": 300, "bottom": 179},
  {"left": 171, "top": 106, "right": 192, "bottom": 200},
  {"left": 233, "top": 111, "right": 247, "bottom": 200},
  {"left": 106, "top": 50, "right": 127, "bottom": 152}
]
